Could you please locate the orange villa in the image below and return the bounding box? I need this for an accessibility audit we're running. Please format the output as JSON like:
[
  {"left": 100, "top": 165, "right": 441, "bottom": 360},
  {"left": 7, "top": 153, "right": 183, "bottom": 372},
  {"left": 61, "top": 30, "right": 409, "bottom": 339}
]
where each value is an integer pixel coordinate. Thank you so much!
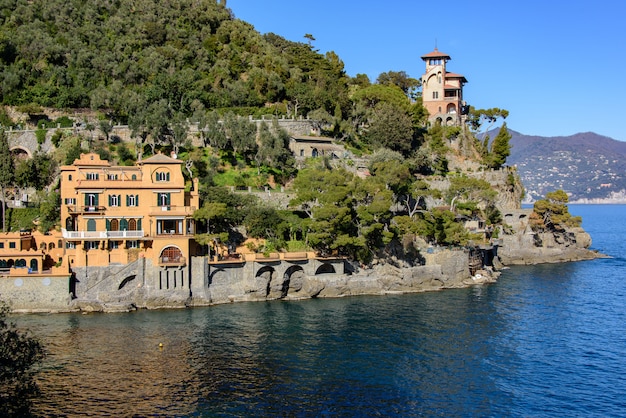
[{"left": 59, "top": 152, "right": 201, "bottom": 270}]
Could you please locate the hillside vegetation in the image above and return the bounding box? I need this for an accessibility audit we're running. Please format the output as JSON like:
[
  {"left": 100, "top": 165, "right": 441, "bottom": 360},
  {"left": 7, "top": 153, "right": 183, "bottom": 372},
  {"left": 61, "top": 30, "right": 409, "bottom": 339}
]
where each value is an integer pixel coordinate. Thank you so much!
[{"left": 0, "top": 0, "right": 530, "bottom": 265}]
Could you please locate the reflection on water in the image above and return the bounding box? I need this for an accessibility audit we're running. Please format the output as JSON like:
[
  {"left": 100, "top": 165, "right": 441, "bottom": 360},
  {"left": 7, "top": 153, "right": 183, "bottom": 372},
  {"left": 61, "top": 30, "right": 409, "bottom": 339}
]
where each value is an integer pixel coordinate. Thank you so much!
[{"left": 20, "top": 289, "right": 516, "bottom": 417}]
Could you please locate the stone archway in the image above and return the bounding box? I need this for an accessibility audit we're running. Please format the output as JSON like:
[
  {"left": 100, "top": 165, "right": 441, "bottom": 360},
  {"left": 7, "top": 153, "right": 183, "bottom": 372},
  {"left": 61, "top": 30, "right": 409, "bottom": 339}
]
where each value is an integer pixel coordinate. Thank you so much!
[
  {"left": 315, "top": 263, "right": 336, "bottom": 275},
  {"left": 282, "top": 265, "right": 305, "bottom": 297}
]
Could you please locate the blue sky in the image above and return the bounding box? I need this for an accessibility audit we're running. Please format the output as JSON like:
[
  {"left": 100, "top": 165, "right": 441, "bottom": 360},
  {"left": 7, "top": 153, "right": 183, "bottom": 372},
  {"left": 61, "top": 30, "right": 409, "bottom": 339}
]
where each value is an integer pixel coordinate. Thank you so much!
[{"left": 229, "top": 0, "right": 626, "bottom": 142}]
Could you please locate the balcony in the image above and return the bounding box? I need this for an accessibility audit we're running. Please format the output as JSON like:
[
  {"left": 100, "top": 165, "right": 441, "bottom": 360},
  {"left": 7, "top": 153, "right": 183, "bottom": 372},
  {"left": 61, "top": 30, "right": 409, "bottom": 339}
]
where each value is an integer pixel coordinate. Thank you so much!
[
  {"left": 67, "top": 205, "right": 107, "bottom": 214},
  {"left": 159, "top": 256, "right": 186, "bottom": 266},
  {"left": 149, "top": 205, "right": 196, "bottom": 216},
  {"left": 62, "top": 229, "right": 144, "bottom": 240}
]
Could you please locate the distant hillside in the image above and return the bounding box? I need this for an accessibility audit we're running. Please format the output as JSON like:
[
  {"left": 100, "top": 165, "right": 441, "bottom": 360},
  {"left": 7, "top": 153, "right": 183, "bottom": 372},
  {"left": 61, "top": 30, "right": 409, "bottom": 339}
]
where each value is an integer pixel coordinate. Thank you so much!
[{"left": 506, "top": 130, "right": 626, "bottom": 202}]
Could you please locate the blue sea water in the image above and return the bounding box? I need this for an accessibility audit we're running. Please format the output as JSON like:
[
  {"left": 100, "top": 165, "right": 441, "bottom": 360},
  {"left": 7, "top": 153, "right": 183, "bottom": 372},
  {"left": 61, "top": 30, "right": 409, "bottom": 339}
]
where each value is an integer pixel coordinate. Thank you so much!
[{"left": 13, "top": 205, "right": 626, "bottom": 417}]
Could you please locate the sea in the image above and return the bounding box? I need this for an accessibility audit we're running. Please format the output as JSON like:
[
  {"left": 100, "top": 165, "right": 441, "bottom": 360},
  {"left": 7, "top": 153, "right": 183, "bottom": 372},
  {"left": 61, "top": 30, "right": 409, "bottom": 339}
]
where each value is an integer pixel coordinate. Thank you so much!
[{"left": 12, "top": 204, "right": 626, "bottom": 417}]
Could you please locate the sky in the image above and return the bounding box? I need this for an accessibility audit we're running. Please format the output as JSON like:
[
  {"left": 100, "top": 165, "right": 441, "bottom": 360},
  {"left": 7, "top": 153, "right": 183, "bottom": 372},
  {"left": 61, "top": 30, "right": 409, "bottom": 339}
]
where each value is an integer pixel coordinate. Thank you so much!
[{"left": 229, "top": 0, "right": 626, "bottom": 142}]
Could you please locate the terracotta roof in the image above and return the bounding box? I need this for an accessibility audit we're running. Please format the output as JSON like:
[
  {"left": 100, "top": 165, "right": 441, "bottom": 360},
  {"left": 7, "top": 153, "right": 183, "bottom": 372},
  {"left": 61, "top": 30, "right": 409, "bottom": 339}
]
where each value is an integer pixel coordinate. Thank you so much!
[
  {"left": 444, "top": 84, "right": 462, "bottom": 90},
  {"left": 445, "top": 72, "right": 466, "bottom": 79},
  {"left": 139, "top": 153, "right": 182, "bottom": 164},
  {"left": 420, "top": 48, "right": 451, "bottom": 60}
]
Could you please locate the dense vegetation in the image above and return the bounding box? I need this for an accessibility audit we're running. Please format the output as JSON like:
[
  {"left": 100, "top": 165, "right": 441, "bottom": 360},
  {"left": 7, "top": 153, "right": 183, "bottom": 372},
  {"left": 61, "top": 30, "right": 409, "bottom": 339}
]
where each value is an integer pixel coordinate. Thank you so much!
[
  {"left": 0, "top": 301, "right": 46, "bottom": 415},
  {"left": 0, "top": 0, "right": 517, "bottom": 264}
]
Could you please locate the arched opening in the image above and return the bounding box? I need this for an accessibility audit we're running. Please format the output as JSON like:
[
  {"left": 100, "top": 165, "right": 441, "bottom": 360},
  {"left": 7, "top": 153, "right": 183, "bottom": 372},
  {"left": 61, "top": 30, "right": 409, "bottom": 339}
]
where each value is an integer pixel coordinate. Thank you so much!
[
  {"left": 312, "top": 148, "right": 318, "bottom": 157},
  {"left": 39, "top": 242, "right": 47, "bottom": 251},
  {"left": 49, "top": 242, "right": 55, "bottom": 250},
  {"left": 66, "top": 217, "right": 75, "bottom": 231},
  {"left": 160, "top": 246, "right": 183, "bottom": 263},
  {"left": 15, "top": 259, "right": 27, "bottom": 268},
  {"left": 447, "top": 103, "right": 457, "bottom": 114},
  {"left": 315, "top": 263, "right": 336, "bottom": 275},
  {"left": 282, "top": 265, "right": 305, "bottom": 298},
  {"left": 256, "top": 266, "right": 276, "bottom": 297},
  {"left": 109, "top": 219, "right": 119, "bottom": 231},
  {"left": 128, "top": 219, "right": 137, "bottom": 231},
  {"left": 87, "top": 219, "right": 96, "bottom": 231},
  {"left": 29, "top": 259, "right": 38, "bottom": 271}
]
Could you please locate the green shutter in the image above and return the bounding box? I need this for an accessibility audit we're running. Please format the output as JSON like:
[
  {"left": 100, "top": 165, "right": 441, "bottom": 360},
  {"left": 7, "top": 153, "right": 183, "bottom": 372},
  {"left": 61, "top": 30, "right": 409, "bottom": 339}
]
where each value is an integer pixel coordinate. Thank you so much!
[
  {"left": 94, "top": 194, "right": 99, "bottom": 206},
  {"left": 108, "top": 195, "right": 112, "bottom": 206},
  {"left": 137, "top": 219, "right": 142, "bottom": 231},
  {"left": 126, "top": 195, "right": 130, "bottom": 206},
  {"left": 120, "top": 219, "right": 128, "bottom": 230},
  {"left": 106, "top": 219, "right": 111, "bottom": 231},
  {"left": 166, "top": 172, "right": 170, "bottom": 181},
  {"left": 84, "top": 194, "right": 89, "bottom": 205},
  {"left": 166, "top": 193, "right": 171, "bottom": 205},
  {"left": 136, "top": 194, "right": 139, "bottom": 206}
]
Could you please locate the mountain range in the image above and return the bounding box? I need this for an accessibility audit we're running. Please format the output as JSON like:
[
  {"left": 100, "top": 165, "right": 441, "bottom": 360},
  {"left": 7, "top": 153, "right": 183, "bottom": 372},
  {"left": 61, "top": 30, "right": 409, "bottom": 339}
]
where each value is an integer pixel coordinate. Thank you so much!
[{"left": 506, "top": 130, "right": 626, "bottom": 203}]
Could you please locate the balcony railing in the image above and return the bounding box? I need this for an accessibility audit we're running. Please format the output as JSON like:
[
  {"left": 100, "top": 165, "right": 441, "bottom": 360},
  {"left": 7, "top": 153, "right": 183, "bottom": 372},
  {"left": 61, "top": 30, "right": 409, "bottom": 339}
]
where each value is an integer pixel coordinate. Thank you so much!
[
  {"left": 67, "top": 205, "right": 107, "bottom": 214},
  {"left": 62, "top": 229, "right": 144, "bottom": 239},
  {"left": 150, "top": 205, "right": 196, "bottom": 215},
  {"left": 159, "top": 256, "right": 186, "bottom": 266}
]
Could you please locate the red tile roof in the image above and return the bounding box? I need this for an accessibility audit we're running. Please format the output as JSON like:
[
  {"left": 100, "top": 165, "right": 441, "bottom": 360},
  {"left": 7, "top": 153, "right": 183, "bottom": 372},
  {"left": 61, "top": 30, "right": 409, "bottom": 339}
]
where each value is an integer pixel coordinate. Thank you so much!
[{"left": 421, "top": 48, "right": 451, "bottom": 60}]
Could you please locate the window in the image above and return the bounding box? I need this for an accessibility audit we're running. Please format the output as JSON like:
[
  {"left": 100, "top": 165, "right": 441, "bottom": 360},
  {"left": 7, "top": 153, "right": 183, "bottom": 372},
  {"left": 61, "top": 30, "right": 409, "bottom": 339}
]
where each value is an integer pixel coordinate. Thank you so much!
[
  {"left": 9, "top": 242, "right": 16, "bottom": 249},
  {"left": 127, "top": 194, "right": 139, "bottom": 207},
  {"left": 156, "top": 171, "right": 170, "bottom": 182},
  {"left": 109, "top": 241, "right": 120, "bottom": 250},
  {"left": 107, "top": 174, "right": 118, "bottom": 180},
  {"left": 66, "top": 242, "right": 76, "bottom": 249},
  {"left": 86, "top": 241, "right": 99, "bottom": 250},
  {"left": 127, "top": 240, "right": 139, "bottom": 249},
  {"left": 0, "top": 243, "right": 4, "bottom": 249},
  {"left": 64, "top": 198, "right": 76, "bottom": 205},
  {"left": 109, "top": 194, "right": 121, "bottom": 207},
  {"left": 158, "top": 193, "right": 171, "bottom": 207},
  {"left": 86, "top": 172, "right": 99, "bottom": 180},
  {"left": 131, "top": 174, "right": 137, "bottom": 180},
  {"left": 85, "top": 193, "right": 99, "bottom": 207},
  {"left": 108, "top": 219, "right": 119, "bottom": 231},
  {"left": 68, "top": 175, "right": 72, "bottom": 181},
  {"left": 432, "top": 91, "right": 439, "bottom": 99}
]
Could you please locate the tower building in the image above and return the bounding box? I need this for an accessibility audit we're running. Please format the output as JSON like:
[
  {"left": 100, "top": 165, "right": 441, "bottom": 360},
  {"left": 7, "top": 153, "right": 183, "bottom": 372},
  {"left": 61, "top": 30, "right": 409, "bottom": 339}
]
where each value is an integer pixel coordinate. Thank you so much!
[{"left": 420, "top": 49, "right": 468, "bottom": 126}]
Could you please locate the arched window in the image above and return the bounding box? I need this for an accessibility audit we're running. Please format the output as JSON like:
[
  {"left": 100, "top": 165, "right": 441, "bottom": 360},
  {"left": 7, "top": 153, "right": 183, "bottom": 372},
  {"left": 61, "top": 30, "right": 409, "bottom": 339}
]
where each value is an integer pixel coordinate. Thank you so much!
[
  {"left": 120, "top": 219, "right": 128, "bottom": 231},
  {"left": 87, "top": 219, "right": 96, "bottom": 231},
  {"left": 49, "top": 242, "right": 55, "bottom": 250},
  {"left": 39, "top": 242, "right": 47, "bottom": 251},
  {"left": 30, "top": 259, "right": 38, "bottom": 271},
  {"left": 66, "top": 217, "right": 74, "bottom": 231},
  {"left": 160, "top": 246, "right": 183, "bottom": 263},
  {"left": 128, "top": 219, "right": 137, "bottom": 231},
  {"left": 109, "top": 219, "right": 119, "bottom": 231}
]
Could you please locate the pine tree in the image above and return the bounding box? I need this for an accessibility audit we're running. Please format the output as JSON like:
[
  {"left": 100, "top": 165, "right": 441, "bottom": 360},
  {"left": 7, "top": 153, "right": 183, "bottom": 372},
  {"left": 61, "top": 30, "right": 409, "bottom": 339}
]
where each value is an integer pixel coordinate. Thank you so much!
[
  {"left": 486, "top": 123, "right": 511, "bottom": 169},
  {"left": 0, "top": 131, "right": 14, "bottom": 232}
]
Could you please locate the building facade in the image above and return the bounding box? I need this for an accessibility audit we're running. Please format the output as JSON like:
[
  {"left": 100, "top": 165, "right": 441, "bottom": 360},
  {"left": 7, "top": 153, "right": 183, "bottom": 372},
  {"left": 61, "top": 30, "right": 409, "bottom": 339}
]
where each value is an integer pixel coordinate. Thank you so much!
[
  {"left": 60, "top": 153, "right": 200, "bottom": 271},
  {"left": 420, "top": 49, "right": 468, "bottom": 126}
]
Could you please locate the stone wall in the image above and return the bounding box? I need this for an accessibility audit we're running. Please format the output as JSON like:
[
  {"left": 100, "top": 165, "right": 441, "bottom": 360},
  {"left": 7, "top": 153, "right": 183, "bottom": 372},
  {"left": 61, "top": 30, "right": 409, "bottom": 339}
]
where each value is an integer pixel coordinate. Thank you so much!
[{"left": 0, "top": 275, "right": 72, "bottom": 312}]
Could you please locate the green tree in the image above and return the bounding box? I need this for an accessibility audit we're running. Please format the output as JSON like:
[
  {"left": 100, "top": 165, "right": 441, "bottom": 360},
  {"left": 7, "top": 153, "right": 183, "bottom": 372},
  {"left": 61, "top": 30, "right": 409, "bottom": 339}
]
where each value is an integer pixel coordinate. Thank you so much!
[
  {"left": 0, "top": 301, "right": 46, "bottom": 416},
  {"left": 485, "top": 123, "right": 511, "bottom": 169},
  {"left": 376, "top": 70, "right": 420, "bottom": 98},
  {"left": 531, "top": 189, "right": 581, "bottom": 231},
  {"left": 364, "top": 102, "right": 415, "bottom": 156}
]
